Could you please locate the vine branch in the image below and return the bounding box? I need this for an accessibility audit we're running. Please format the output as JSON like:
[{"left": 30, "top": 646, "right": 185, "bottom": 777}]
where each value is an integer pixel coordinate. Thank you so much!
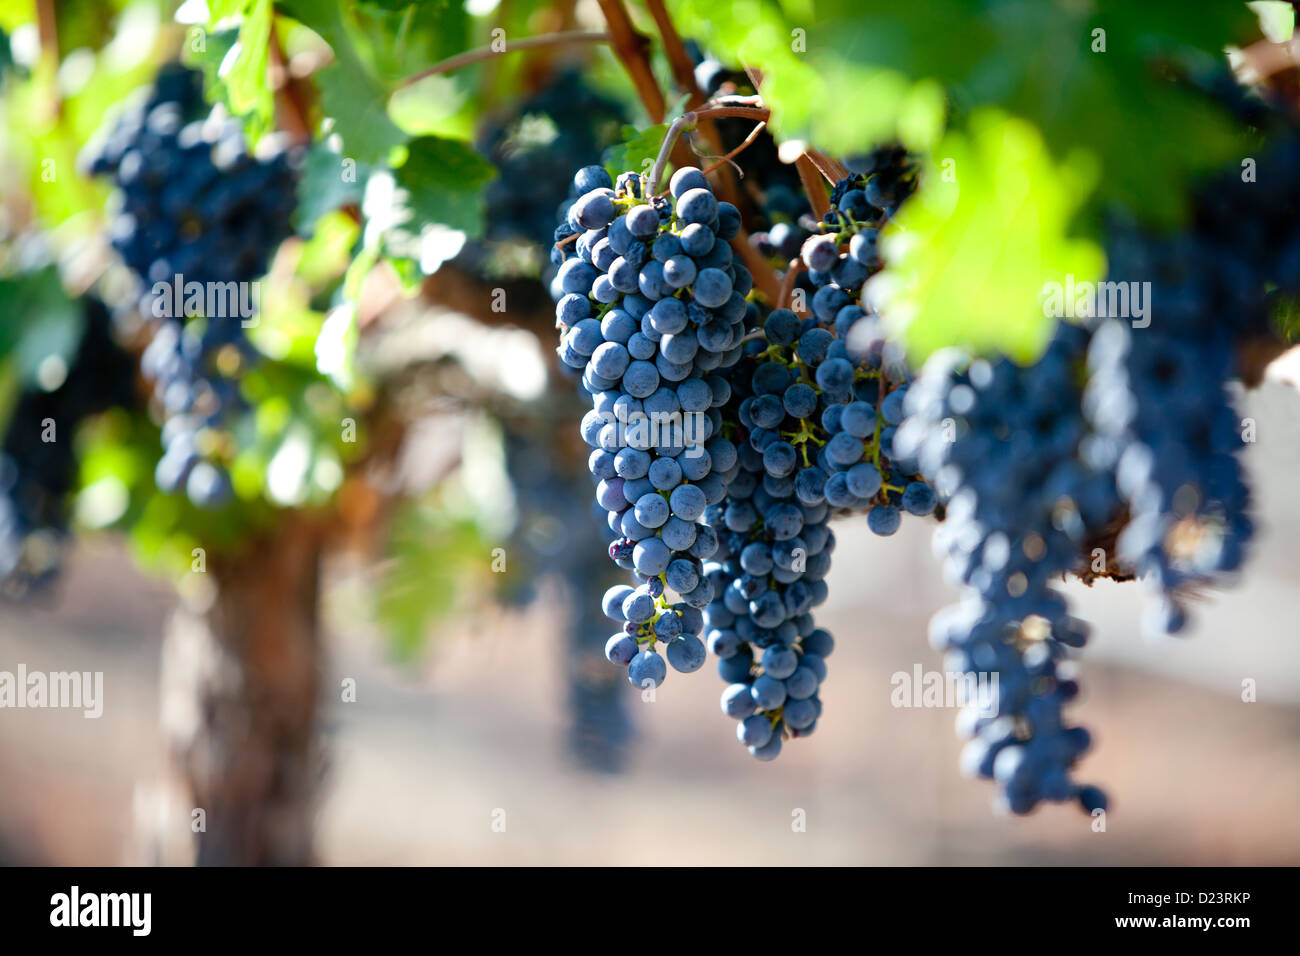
[
  {"left": 645, "top": 0, "right": 705, "bottom": 109},
  {"left": 733, "top": 232, "right": 783, "bottom": 305},
  {"left": 36, "top": 0, "right": 61, "bottom": 114},
  {"left": 270, "top": 21, "right": 313, "bottom": 146},
  {"left": 635, "top": 4, "right": 781, "bottom": 305},
  {"left": 795, "top": 154, "right": 831, "bottom": 219},
  {"left": 641, "top": 0, "right": 746, "bottom": 210},
  {"left": 595, "top": 0, "right": 666, "bottom": 122},
  {"left": 698, "top": 121, "right": 767, "bottom": 178},
  {"left": 395, "top": 31, "right": 611, "bottom": 88}
]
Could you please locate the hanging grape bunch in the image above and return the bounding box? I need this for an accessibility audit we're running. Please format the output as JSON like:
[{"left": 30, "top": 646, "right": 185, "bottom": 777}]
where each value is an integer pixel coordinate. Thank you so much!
[
  {"left": 551, "top": 146, "right": 944, "bottom": 760},
  {"left": 896, "top": 324, "right": 1117, "bottom": 814},
  {"left": 695, "top": 160, "right": 940, "bottom": 758},
  {"left": 890, "top": 133, "right": 1300, "bottom": 813},
  {"left": 1, "top": 294, "right": 138, "bottom": 599},
  {"left": 82, "top": 64, "right": 300, "bottom": 509},
  {"left": 552, "top": 163, "right": 757, "bottom": 691}
]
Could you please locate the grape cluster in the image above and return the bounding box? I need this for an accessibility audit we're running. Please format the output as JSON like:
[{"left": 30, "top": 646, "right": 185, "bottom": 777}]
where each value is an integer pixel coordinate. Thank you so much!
[
  {"left": 698, "top": 350, "right": 838, "bottom": 757},
  {"left": 551, "top": 102, "right": 1292, "bottom": 796},
  {"left": 897, "top": 323, "right": 1117, "bottom": 814},
  {"left": 881, "top": 126, "right": 1300, "bottom": 812},
  {"left": 552, "top": 152, "right": 937, "bottom": 758},
  {"left": 1084, "top": 313, "right": 1253, "bottom": 636},
  {"left": 551, "top": 164, "right": 757, "bottom": 690},
  {"left": 695, "top": 172, "right": 934, "bottom": 758},
  {"left": 796, "top": 165, "right": 932, "bottom": 534},
  {"left": 1, "top": 297, "right": 137, "bottom": 598},
  {"left": 82, "top": 65, "right": 298, "bottom": 508},
  {"left": 1080, "top": 133, "right": 1300, "bottom": 634}
]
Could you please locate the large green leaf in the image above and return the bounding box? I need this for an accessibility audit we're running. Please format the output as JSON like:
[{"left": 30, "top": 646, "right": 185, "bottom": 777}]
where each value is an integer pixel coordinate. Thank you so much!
[
  {"left": 183, "top": 25, "right": 239, "bottom": 107},
  {"left": 222, "top": 0, "right": 274, "bottom": 135},
  {"left": 314, "top": 64, "right": 408, "bottom": 164},
  {"left": 670, "top": 0, "right": 1258, "bottom": 224},
  {"left": 879, "top": 110, "right": 1105, "bottom": 364}
]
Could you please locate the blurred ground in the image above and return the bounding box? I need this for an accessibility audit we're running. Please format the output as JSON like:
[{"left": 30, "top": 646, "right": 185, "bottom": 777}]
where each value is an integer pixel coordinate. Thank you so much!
[{"left": 1, "top": 384, "right": 1298, "bottom": 865}]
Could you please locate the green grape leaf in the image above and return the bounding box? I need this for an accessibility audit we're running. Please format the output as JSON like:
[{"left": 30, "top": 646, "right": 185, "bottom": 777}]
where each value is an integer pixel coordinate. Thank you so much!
[
  {"left": 674, "top": 0, "right": 1258, "bottom": 224},
  {"left": 183, "top": 25, "right": 239, "bottom": 106},
  {"left": 603, "top": 123, "right": 669, "bottom": 181},
  {"left": 393, "top": 134, "right": 496, "bottom": 240},
  {"left": 375, "top": 502, "right": 485, "bottom": 661},
  {"left": 279, "top": 0, "right": 408, "bottom": 163},
  {"left": 349, "top": 0, "right": 472, "bottom": 81},
  {"left": 211, "top": 0, "right": 274, "bottom": 137},
  {"left": 315, "top": 64, "right": 408, "bottom": 165},
  {"left": 295, "top": 142, "right": 371, "bottom": 235},
  {"left": 879, "top": 110, "right": 1105, "bottom": 365}
]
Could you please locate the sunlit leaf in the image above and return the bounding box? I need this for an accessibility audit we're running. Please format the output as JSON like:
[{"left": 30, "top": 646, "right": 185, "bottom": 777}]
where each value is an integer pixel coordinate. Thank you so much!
[{"left": 878, "top": 110, "right": 1105, "bottom": 364}]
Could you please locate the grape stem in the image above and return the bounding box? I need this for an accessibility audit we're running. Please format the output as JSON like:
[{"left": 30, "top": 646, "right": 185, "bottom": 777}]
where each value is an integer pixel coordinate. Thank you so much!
[
  {"left": 871, "top": 374, "right": 886, "bottom": 470},
  {"left": 646, "top": 113, "right": 700, "bottom": 196},
  {"left": 395, "top": 31, "right": 612, "bottom": 88},
  {"left": 646, "top": 103, "right": 770, "bottom": 196},
  {"left": 697, "top": 121, "right": 768, "bottom": 180},
  {"left": 777, "top": 257, "right": 805, "bottom": 312},
  {"left": 550, "top": 231, "right": 581, "bottom": 260}
]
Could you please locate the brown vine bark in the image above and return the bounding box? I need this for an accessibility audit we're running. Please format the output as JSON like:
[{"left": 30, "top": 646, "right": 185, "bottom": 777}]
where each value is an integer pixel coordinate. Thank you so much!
[{"left": 154, "top": 515, "right": 325, "bottom": 865}]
